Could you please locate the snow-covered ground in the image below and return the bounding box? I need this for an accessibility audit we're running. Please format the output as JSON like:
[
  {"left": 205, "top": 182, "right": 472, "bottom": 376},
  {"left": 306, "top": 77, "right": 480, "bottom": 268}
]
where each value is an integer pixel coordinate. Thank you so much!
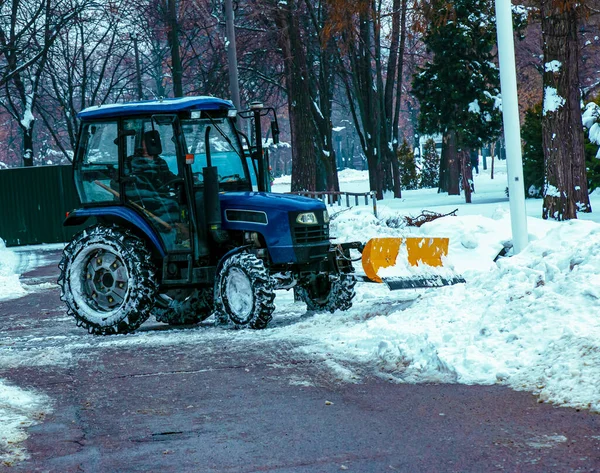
[
  {"left": 274, "top": 160, "right": 600, "bottom": 412},
  {"left": 0, "top": 239, "right": 26, "bottom": 302},
  {"left": 2, "top": 158, "right": 600, "bottom": 464},
  {"left": 0, "top": 241, "right": 52, "bottom": 465}
]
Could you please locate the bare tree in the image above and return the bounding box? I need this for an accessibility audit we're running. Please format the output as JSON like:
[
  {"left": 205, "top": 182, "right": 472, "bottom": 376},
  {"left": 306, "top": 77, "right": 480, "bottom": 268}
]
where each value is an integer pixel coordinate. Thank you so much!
[
  {"left": 331, "top": 0, "right": 408, "bottom": 199},
  {"left": 38, "top": 1, "right": 139, "bottom": 158},
  {"left": 271, "top": 0, "right": 320, "bottom": 191},
  {"left": 0, "top": 0, "right": 86, "bottom": 166}
]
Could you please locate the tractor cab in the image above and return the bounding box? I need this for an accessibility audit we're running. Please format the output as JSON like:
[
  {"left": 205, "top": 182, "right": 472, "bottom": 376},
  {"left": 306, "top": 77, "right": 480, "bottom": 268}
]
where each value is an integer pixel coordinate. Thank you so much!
[
  {"left": 59, "top": 96, "right": 357, "bottom": 335},
  {"left": 72, "top": 97, "right": 257, "bottom": 255}
]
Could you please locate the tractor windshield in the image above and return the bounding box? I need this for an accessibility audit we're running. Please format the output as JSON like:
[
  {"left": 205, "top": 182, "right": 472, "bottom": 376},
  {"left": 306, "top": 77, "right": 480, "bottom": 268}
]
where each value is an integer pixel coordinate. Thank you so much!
[{"left": 181, "top": 118, "right": 250, "bottom": 190}]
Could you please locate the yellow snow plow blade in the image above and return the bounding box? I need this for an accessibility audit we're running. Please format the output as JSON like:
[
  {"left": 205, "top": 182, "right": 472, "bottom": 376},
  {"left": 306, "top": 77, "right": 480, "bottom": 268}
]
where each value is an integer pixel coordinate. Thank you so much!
[
  {"left": 361, "top": 237, "right": 464, "bottom": 289},
  {"left": 362, "top": 237, "right": 449, "bottom": 283}
]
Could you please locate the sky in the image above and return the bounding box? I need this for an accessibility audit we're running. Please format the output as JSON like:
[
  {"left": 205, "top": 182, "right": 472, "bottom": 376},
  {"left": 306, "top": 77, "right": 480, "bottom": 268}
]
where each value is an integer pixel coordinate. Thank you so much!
[{"left": 1, "top": 157, "right": 600, "bottom": 464}]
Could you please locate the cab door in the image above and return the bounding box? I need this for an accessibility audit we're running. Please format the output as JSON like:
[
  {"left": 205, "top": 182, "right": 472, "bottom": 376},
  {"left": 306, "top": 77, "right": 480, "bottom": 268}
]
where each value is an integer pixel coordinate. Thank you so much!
[{"left": 121, "top": 116, "right": 191, "bottom": 254}]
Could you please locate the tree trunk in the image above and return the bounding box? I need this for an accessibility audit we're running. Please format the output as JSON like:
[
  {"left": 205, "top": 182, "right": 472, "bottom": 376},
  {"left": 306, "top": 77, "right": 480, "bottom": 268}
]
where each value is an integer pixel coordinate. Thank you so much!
[
  {"left": 314, "top": 34, "right": 339, "bottom": 194},
  {"left": 460, "top": 148, "right": 472, "bottom": 203},
  {"left": 439, "top": 131, "right": 450, "bottom": 193},
  {"left": 541, "top": 0, "right": 589, "bottom": 220},
  {"left": 168, "top": 0, "right": 183, "bottom": 97},
  {"left": 273, "top": 1, "right": 318, "bottom": 192},
  {"left": 391, "top": 0, "right": 408, "bottom": 199},
  {"left": 447, "top": 129, "right": 460, "bottom": 195},
  {"left": 22, "top": 124, "right": 34, "bottom": 167},
  {"left": 382, "top": 0, "right": 404, "bottom": 199}
]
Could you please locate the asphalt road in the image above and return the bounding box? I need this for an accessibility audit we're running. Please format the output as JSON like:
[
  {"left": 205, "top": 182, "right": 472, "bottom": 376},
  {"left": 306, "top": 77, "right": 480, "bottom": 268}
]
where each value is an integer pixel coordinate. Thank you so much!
[{"left": 1, "top": 249, "right": 599, "bottom": 472}]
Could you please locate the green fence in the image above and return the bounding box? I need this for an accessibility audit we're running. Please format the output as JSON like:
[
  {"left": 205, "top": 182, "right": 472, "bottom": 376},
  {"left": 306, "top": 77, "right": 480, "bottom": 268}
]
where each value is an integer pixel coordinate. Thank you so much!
[{"left": 0, "top": 165, "right": 87, "bottom": 247}]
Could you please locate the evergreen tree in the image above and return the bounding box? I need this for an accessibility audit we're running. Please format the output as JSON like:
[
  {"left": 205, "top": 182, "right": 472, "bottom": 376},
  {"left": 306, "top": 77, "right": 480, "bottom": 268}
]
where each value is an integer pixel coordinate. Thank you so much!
[
  {"left": 582, "top": 100, "right": 600, "bottom": 193},
  {"left": 521, "top": 99, "right": 600, "bottom": 199},
  {"left": 420, "top": 138, "right": 440, "bottom": 189},
  {"left": 585, "top": 138, "right": 600, "bottom": 194},
  {"left": 521, "top": 103, "right": 544, "bottom": 198},
  {"left": 397, "top": 139, "right": 418, "bottom": 190},
  {"left": 413, "top": 0, "right": 502, "bottom": 199}
]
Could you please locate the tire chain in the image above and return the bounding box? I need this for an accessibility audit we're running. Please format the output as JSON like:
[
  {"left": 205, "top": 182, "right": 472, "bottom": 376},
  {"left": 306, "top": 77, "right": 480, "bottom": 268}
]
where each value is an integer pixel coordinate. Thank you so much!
[
  {"left": 215, "top": 252, "right": 275, "bottom": 329},
  {"left": 57, "top": 225, "right": 158, "bottom": 335},
  {"left": 297, "top": 273, "right": 357, "bottom": 313}
]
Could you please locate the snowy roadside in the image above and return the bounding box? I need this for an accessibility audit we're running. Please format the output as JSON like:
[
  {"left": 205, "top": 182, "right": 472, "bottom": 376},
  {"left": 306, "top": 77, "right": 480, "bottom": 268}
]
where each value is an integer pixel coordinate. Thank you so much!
[
  {"left": 0, "top": 239, "right": 53, "bottom": 466},
  {"left": 0, "top": 239, "right": 26, "bottom": 301},
  {"left": 273, "top": 165, "right": 600, "bottom": 412},
  {"left": 0, "top": 380, "right": 51, "bottom": 466},
  {"left": 324, "top": 209, "right": 600, "bottom": 412},
  {"left": 1, "top": 162, "right": 600, "bottom": 466}
]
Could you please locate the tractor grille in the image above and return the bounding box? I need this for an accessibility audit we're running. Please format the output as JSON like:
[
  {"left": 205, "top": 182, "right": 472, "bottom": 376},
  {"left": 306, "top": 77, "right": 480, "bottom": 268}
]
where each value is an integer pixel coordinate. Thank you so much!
[{"left": 293, "top": 224, "right": 329, "bottom": 244}]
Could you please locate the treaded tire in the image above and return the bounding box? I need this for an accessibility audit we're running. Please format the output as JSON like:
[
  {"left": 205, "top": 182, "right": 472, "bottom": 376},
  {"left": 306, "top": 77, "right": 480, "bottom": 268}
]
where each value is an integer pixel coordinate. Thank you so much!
[
  {"left": 57, "top": 225, "right": 158, "bottom": 335},
  {"left": 214, "top": 252, "right": 275, "bottom": 329},
  {"left": 295, "top": 273, "right": 357, "bottom": 313},
  {"left": 154, "top": 288, "right": 213, "bottom": 325}
]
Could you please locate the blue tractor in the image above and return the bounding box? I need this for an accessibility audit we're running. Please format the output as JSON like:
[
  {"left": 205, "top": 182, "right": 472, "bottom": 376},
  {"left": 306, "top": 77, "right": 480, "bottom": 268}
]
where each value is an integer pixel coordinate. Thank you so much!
[{"left": 58, "top": 97, "right": 357, "bottom": 334}]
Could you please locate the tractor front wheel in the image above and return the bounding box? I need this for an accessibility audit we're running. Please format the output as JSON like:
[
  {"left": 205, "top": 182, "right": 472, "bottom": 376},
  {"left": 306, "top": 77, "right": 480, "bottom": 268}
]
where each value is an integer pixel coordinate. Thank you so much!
[
  {"left": 214, "top": 253, "right": 275, "bottom": 329},
  {"left": 295, "top": 273, "right": 357, "bottom": 313},
  {"left": 58, "top": 225, "right": 158, "bottom": 335}
]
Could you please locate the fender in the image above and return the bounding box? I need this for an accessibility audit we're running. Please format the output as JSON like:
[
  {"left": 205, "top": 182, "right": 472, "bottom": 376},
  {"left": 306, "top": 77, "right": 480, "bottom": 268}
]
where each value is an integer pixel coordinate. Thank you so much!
[
  {"left": 64, "top": 206, "right": 166, "bottom": 257},
  {"left": 215, "top": 245, "right": 251, "bottom": 276}
]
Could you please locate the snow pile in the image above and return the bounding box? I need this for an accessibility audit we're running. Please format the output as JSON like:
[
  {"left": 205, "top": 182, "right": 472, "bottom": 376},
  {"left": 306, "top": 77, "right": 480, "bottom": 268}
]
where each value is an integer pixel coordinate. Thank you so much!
[
  {"left": 336, "top": 168, "right": 370, "bottom": 183},
  {"left": 0, "top": 380, "right": 51, "bottom": 465},
  {"left": 543, "top": 86, "right": 565, "bottom": 115},
  {"left": 291, "top": 209, "right": 600, "bottom": 412},
  {"left": 272, "top": 174, "right": 291, "bottom": 186},
  {"left": 583, "top": 102, "right": 600, "bottom": 157},
  {"left": 0, "top": 239, "right": 25, "bottom": 300},
  {"left": 272, "top": 167, "right": 368, "bottom": 189},
  {"left": 544, "top": 60, "right": 562, "bottom": 73},
  {"left": 269, "top": 168, "right": 600, "bottom": 412}
]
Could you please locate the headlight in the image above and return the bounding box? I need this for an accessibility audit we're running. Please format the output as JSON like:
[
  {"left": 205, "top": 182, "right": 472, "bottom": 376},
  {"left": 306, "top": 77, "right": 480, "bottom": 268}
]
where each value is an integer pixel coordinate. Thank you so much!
[
  {"left": 323, "top": 210, "right": 329, "bottom": 223},
  {"left": 296, "top": 212, "right": 318, "bottom": 225}
]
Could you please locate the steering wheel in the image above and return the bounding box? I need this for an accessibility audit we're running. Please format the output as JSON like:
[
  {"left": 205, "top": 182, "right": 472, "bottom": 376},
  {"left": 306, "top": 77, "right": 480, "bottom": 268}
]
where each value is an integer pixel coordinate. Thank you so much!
[
  {"left": 219, "top": 173, "right": 241, "bottom": 183},
  {"left": 156, "top": 177, "right": 184, "bottom": 192}
]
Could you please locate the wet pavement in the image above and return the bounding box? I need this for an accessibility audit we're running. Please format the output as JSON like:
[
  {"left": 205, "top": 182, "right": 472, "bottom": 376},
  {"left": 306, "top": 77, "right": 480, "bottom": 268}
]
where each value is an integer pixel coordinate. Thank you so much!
[{"left": 1, "top": 249, "right": 600, "bottom": 472}]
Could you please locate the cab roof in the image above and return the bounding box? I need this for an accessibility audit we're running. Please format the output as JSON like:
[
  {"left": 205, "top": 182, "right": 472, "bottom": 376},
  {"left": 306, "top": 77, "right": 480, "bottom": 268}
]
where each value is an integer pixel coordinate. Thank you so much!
[{"left": 78, "top": 96, "right": 234, "bottom": 120}]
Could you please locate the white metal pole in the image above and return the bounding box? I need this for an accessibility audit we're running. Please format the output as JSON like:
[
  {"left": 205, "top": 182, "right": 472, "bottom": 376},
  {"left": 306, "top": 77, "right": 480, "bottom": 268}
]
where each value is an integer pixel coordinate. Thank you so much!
[{"left": 495, "top": 0, "right": 529, "bottom": 254}]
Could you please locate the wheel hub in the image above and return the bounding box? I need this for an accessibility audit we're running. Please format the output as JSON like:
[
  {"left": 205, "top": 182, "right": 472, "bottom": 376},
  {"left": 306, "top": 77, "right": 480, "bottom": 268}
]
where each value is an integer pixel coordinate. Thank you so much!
[
  {"left": 225, "top": 267, "right": 254, "bottom": 322},
  {"left": 83, "top": 249, "right": 129, "bottom": 312}
]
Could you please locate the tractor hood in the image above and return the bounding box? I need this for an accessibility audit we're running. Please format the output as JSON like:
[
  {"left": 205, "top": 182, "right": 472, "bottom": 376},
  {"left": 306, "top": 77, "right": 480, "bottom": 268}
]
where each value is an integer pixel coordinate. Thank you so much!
[
  {"left": 219, "top": 192, "right": 326, "bottom": 212},
  {"left": 218, "top": 192, "right": 329, "bottom": 265}
]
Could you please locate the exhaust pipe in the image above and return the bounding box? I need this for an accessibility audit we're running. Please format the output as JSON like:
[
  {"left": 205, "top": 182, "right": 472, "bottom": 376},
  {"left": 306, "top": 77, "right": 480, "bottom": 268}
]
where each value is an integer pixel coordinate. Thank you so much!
[{"left": 203, "top": 126, "right": 226, "bottom": 242}]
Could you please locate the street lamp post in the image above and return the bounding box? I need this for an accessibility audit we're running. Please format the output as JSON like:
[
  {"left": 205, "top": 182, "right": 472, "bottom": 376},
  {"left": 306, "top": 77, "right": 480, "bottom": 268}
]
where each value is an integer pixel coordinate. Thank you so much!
[
  {"left": 224, "top": 0, "right": 241, "bottom": 110},
  {"left": 169, "top": 0, "right": 183, "bottom": 98},
  {"left": 131, "top": 32, "right": 143, "bottom": 101},
  {"left": 494, "top": 0, "right": 529, "bottom": 254}
]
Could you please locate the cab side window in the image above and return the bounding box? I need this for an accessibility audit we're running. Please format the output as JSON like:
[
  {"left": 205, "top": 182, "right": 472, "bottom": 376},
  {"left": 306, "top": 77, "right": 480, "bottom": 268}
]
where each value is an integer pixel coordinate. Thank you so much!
[{"left": 75, "top": 122, "right": 119, "bottom": 204}]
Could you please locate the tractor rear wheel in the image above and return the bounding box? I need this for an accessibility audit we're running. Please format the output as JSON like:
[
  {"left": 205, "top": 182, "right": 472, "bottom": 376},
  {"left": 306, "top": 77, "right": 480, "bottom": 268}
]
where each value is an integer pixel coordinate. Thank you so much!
[
  {"left": 295, "top": 273, "right": 357, "bottom": 313},
  {"left": 154, "top": 288, "right": 213, "bottom": 325},
  {"left": 58, "top": 225, "right": 158, "bottom": 335},
  {"left": 214, "top": 252, "right": 275, "bottom": 329}
]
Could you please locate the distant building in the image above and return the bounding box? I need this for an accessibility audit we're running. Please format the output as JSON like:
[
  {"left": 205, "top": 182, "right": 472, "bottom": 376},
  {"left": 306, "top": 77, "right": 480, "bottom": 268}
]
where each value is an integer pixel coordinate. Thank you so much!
[{"left": 416, "top": 134, "right": 443, "bottom": 161}]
